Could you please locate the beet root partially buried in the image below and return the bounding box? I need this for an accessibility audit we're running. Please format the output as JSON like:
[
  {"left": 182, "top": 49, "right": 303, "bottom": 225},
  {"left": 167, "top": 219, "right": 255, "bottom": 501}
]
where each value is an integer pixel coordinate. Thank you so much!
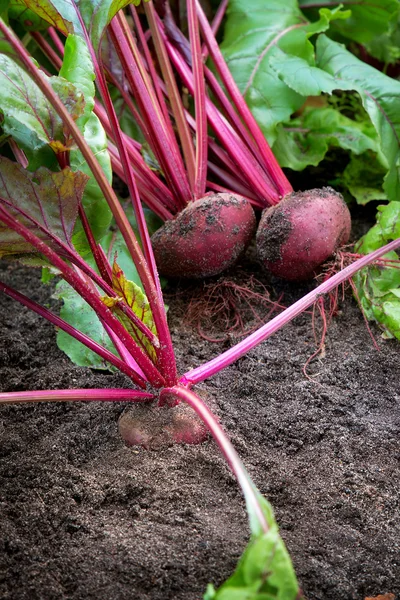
[
  {"left": 256, "top": 187, "right": 351, "bottom": 281},
  {"left": 118, "top": 402, "right": 209, "bottom": 450},
  {"left": 151, "top": 193, "right": 256, "bottom": 279}
]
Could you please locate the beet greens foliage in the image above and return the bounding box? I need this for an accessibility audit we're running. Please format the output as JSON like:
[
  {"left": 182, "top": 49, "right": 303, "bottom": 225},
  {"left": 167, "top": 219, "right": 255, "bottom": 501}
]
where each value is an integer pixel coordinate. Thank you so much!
[{"left": 1, "top": 1, "right": 400, "bottom": 598}]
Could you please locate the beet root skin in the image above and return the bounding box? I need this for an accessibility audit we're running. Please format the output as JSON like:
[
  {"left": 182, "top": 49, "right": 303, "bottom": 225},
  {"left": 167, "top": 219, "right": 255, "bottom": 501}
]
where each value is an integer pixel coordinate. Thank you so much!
[
  {"left": 118, "top": 403, "right": 208, "bottom": 450},
  {"left": 256, "top": 187, "right": 351, "bottom": 281},
  {"left": 151, "top": 193, "right": 256, "bottom": 279}
]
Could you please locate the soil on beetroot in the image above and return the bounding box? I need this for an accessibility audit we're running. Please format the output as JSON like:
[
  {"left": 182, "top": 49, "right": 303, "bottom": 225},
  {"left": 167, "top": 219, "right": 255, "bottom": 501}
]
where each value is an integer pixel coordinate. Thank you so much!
[{"left": 0, "top": 253, "right": 399, "bottom": 600}]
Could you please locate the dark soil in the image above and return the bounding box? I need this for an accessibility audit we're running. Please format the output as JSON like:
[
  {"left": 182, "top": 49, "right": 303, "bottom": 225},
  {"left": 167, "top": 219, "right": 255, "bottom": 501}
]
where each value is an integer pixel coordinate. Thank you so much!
[{"left": 0, "top": 256, "right": 399, "bottom": 600}]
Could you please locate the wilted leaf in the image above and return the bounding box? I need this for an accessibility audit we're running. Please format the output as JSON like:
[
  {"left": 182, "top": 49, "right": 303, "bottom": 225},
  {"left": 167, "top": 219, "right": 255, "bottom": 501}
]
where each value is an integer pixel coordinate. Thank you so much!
[
  {"left": 273, "top": 107, "right": 377, "bottom": 171},
  {"left": 343, "top": 153, "right": 387, "bottom": 205},
  {"left": 0, "top": 156, "right": 87, "bottom": 256}
]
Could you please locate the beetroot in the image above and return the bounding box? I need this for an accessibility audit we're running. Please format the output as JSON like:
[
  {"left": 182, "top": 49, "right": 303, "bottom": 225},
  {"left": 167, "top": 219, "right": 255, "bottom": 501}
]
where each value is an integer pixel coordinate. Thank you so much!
[
  {"left": 118, "top": 402, "right": 208, "bottom": 450},
  {"left": 151, "top": 193, "right": 256, "bottom": 278},
  {"left": 257, "top": 187, "right": 351, "bottom": 281}
]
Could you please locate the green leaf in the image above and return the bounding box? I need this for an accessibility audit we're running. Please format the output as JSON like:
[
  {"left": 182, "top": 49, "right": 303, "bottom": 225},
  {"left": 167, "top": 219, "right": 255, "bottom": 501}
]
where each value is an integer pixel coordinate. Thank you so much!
[
  {"left": 300, "top": 0, "right": 399, "bottom": 44},
  {"left": 102, "top": 261, "right": 157, "bottom": 360},
  {"left": 69, "top": 113, "right": 113, "bottom": 253},
  {"left": 0, "top": 156, "right": 87, "bottom": 257},
  {"left": 59, "top": 34, "right": 113, "bottom": 252},
  {"left": 270, "top": 35, "right": 400, "bottom": 202},
  {"left": 316, "top": 36, "right": 400, "bottom": 204},
  {"left": 8, "top": 0, "right": 51, "bottom": 31},
  {"left": 221, "top": 1, "right": 350, "bottom": 143},
  {"left": 54, "top": 278, "right": 117, "bottom": 369},
  {"left": 20, "top": 0, "right": 141, "bottom": 50},
  {"left": 364, "top": 11, "right": 400, "bottom": 66},
  {"left": 205, "top": 490, "right": 299, "bottom": 600},
  {"left": 354, "top": 202, "right": 400, "bottom": 340},
  {"left": 0, "top": 52, "right": 85, "bottom": 169},
  {"left": 273, "top": 106, "right": 377, "bottom": 171},
  {"left": 59, "top": 34, "right": 95, "bottom": 128},
  {"left": 342, "top": 153, "right": 387, "bottom": 205},
  {"left": 54, "top": 206, "right": 160, "bottom": 369}
]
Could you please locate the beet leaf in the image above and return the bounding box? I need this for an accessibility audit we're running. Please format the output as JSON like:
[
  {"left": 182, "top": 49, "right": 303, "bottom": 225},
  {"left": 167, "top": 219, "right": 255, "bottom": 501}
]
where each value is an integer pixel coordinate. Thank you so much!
[
  {"left": 269, "top": 34, "right": 400, "bottom": 202},
  {"left": 299, "top": 0, "right": 399, "bottom": 45},
  {"left": 354, "top": 202, "right": 400, "bottom": 341},
  {"left": 0, "top": 156, "right": 87, "bottom": 258},
  {"left": 272, "top": 106, "right": 377, "bottom": 172},
  {"left": 0, "top": 52, "right": 84, "bottom": 169},
  {"left": 102, "top": 261, "right": 157, "bottom": 361},
  {"left": 60, "top": 34, "right": 113, "bottom": 251},
  {"left": 19, "top": 0, "right": 140, "bottom": 50},
  {"left": 220, "top": 0, "right": 349, "bottom": 144}
]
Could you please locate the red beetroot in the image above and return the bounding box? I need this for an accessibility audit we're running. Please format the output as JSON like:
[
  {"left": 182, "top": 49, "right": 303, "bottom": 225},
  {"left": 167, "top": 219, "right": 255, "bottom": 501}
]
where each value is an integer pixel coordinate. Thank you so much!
[
  {"left": 118, "top": 402, "right": 208, "bottom": 450},
  {"left": 151, "top": 193, "right": 256, "bottom": 278},
  {"left": 257, "top": 187, "right": 351, "bottom": 281}
]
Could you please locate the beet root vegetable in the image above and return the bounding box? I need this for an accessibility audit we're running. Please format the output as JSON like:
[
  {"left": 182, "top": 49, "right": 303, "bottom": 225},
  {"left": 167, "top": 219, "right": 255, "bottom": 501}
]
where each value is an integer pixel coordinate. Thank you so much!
[
  {"left": 151, "top": 193, "right": 256, "bottom": 278},
  {"left": 118, "top": 402, "right": 208, "bottom": 450},
  {"left": 256, "top": 187, "right": 351, "bottom": 281}
]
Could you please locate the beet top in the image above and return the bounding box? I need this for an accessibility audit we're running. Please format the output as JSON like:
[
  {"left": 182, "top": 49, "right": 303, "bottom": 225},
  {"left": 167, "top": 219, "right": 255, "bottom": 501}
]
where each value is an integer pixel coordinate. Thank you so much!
[
  {"left": 151, "top": 193, "right": 256, "bottom": 279},
  {"left": 257, "top": 187, "right": 351, "bottom": 281}
]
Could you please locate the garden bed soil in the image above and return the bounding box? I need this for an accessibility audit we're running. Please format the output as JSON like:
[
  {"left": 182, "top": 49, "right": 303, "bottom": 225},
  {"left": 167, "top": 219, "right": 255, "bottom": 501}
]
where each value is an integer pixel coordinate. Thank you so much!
[{"left": 0, "top": 257, "right": 399, "bottom": 600}]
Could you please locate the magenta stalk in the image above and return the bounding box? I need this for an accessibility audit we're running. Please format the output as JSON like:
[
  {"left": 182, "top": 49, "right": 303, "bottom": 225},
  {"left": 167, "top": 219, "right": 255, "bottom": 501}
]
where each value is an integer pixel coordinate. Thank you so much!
[
  {"left": 142, "top": 1, "right": 196, "bottom": 193},
  {"left": 160, "top": 385, "right": 268, "bottom": 534},
  {"left": 201, "top": 0, "right": 228, "bottom": 59},
  {"left": 0, "top": 389, "right": 154, "bottom": 404},
  {"left": 161, "top": 31, "right": 280, "bottom": 204},
  {"left": 0, "top": 189, "right": 158, "bottom": 348},
  {"left": 187, "top": 0, "right": 208, "bottom": 198},
  {"left": 195, "top": 0, "right": 293, "bottom": 198},
  {"left": 0, "top": 279, "right": 147, "bottom": 386},
  {"left": 0, "top": 19, "right": 177, "bottom": 386},
  {"left": 110, "top": 14, "right": 192, "bottom": 209},
  {"left": 0, "top": 204, "right": 165, "bottom": 387},
  {"left": 181, "top": 237, "right": 400, "bottom": 385}
]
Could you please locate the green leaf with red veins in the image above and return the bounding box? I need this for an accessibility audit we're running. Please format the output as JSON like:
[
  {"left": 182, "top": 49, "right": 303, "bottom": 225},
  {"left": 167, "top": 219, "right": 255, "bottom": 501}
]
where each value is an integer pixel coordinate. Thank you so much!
[
  {"left": 0, "top": 156, "right": 88, "bottom": 257},
  {"left": 8, "top": 0, "right": 51, "bottom": 31},
  {"left": 0, "top": 53, "right": 85, "bottom": 170},
  {"left": 19, "top": 0, "right": 141, "bottom": 50}
]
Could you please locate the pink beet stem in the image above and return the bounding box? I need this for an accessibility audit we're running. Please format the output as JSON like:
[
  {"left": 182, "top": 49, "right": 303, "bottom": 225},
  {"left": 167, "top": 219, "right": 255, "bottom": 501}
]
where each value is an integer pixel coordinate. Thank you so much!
[
  {"left": 161, "top": 385, "right": 268, "bottom": 534},
  {"left": 196, "top": 0, "right": 293, "bottom": 198},
  {"left": 0, "top": 389, "right": 154, "bottom": 404}
]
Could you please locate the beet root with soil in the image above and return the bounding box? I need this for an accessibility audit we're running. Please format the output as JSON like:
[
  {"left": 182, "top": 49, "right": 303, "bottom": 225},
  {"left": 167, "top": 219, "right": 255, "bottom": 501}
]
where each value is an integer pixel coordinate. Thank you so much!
[
  {"left": 257, "top": 187, "right": 351, "bottom": 281},
  {"left": 151, "top": 193, "right": 256, "bottom": 279}
]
